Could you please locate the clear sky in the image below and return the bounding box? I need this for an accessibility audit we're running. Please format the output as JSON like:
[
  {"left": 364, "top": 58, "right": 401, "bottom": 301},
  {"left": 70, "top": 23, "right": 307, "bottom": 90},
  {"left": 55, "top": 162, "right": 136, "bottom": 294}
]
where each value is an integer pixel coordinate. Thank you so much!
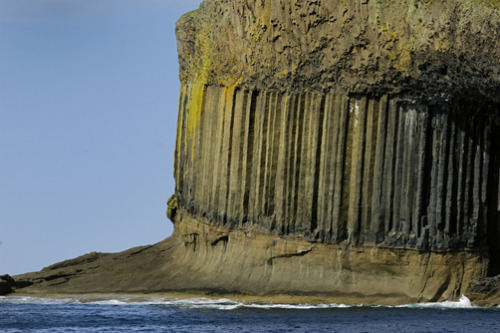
[{"left": 0, "top": 0, "right": 203, "bottom": 275}]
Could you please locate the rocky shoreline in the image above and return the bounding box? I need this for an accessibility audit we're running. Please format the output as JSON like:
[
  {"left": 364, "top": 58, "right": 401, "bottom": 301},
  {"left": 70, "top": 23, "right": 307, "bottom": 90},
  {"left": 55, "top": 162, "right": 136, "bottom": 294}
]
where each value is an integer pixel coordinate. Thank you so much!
[
  {"left": 3, "top": 254, "right": 500, "bottom": 307},
  {"left": 3, "top": 0, "right": 500, "bottom": 305},
  {"left": 1, "top": 208, "right": 499, "bottom": 306},
  {"left": 171, "top": 0, "right": 500, "bottom": 303}
]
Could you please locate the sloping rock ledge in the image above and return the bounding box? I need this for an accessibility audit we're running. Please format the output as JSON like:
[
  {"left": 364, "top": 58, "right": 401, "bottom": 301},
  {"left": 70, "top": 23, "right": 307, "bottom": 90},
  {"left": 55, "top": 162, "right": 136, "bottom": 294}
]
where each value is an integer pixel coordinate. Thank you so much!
[{"left": 4, "top": 208, "right": 492, "bottom": 305}]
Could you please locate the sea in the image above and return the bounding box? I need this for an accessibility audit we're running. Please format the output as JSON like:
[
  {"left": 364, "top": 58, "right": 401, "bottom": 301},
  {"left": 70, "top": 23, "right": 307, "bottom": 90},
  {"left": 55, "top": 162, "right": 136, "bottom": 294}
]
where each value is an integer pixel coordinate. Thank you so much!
[{"left": 1, "top": 295, "right": 500, "bottom": 332}]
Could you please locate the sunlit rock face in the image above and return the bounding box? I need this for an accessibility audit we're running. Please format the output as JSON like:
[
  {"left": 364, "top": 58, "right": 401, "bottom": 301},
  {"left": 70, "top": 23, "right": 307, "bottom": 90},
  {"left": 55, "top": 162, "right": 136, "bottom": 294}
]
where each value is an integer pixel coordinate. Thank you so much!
[
  {"left": 170, "top": 0, "right": 500, "bottom": 300},
  {"left": 10, "top": 0, "right": 500, "bottom": 304},
  {"left": 175, "top": 88, "right": 498, "bottom": 253}
]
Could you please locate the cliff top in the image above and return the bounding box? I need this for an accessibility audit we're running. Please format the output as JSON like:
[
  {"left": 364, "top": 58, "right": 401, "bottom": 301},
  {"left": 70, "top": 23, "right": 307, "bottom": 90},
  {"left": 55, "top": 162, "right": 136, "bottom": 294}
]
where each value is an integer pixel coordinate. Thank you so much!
[{"left": 176, "top": 0, "right": 500, "bottom": 103}]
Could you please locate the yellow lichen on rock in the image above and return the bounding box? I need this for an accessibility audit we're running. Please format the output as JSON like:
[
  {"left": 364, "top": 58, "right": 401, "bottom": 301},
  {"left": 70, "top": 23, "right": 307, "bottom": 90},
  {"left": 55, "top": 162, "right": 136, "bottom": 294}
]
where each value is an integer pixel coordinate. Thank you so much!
[
  {"left": 186, "top": 83, "right": 205, "bottom": 151},
  {"left": 7, "top": 0, "right": 500, "bottom": 304}
]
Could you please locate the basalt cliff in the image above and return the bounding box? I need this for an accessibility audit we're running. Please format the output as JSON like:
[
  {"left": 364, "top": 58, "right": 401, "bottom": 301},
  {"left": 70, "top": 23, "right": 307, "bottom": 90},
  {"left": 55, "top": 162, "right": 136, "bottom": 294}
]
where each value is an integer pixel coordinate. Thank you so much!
[{"left": 8, "top": 0, "right": 500, "bottom": 305}]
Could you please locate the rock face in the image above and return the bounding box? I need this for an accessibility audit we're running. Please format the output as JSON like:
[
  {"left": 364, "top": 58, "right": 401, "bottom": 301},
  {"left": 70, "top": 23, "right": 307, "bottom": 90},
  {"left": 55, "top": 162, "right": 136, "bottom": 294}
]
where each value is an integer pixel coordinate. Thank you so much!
[
  {"left": 0, "top": 275, "right": 15, "bottom": 295},
  {"left": 9, "top": 0, "right": 500, "bottom": 304},
  {"left": 177, "top": 0, "right": 500, "bottom": 102},
  {"left": 176, "top": 89, "right": 498, "bottom": 252},
  {"left": 10, "top": 212, "right": 488, "bottom": 304},
  {"left": 0, "top": 274, "right": 32, "bottom": 295},
  {"left": 172, "top": 0, "right": 500, "bottom": 300},
  {"left": 467, "top": 275, "right": 500, "bottom": 306}
]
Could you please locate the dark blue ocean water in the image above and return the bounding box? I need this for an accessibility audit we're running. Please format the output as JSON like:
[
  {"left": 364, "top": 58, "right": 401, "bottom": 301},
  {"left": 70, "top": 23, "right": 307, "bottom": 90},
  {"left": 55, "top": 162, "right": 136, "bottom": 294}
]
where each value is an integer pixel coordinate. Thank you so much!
[{"left": 1, "top": 295, "right": 499, "bottom": 332}]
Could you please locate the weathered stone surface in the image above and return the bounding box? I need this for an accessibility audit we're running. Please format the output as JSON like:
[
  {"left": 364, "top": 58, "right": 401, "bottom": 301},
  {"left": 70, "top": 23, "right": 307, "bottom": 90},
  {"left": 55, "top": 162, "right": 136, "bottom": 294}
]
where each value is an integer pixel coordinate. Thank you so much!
[
  {"left": 9, "top": 0, "right": 500, "bottom": 304},
  {"left": 172, "top": 0, "right": 500, "bottom": 301},
  {"left": 166, "top": 194, "right": 178, "bottom": 221},
  {"left": 0, "top": 275, "right": 16, "bottom": 295},
  {"left": 175, "top": 88, "right": 500, "bottom": 253},
  {"left": 466, "top": 275, "right": 500, "bottom": 306},
  {"left": 11, "top": 209, "right": 489, "bottom": 303},
  {"left": 177, "top": 0, "right": 500, "bottom": 103}
]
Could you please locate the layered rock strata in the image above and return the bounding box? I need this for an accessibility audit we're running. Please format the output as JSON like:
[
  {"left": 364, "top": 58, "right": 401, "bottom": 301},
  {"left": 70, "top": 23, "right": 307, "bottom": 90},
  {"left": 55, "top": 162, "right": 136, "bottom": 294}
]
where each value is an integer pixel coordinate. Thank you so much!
[
  {"left": 176, "top": 0, "right": 500, "bottom": 102},
  {"left": 172, "top": 0, "right": 500, "bottom": 300},
  {"left": 8, "top": 0, "right": 500, "bottom": 303},
  {"left": 10, "top": 211, "right": 489, "bottom": 303},
  {"left": 176, "top": 88, "right": 499, "bottom": 252}
]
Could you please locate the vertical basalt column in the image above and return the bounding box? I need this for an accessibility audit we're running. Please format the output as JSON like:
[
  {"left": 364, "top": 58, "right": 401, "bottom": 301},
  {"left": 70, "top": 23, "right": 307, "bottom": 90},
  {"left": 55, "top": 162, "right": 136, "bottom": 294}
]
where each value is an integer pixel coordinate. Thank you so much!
[
  {"left": 412, "top": 106, "right": 429, "bottom": 243},
  {"left": 274, "top": 93, "right": 289, "bottom": 232},
  {"left": 175, "top": 85, "right": 498, "bottom": 252},
  {"left": 360, "top": 98, "right": 378, "bottom": 243},
  {"left": 381, "top": 99, "right": 399, "bottom": 239},
  {"left": 227, "top": 89, "right": 246, "bottom": 222},
  {"left": 347, "top": 97, "right": 367, "bottom": 244},
  {"left": 370, "top": 96, "right": 389, "bottom": 243},
  {"left": 240, "top": 90, "right": 258, "bottom": 225},
  {"left": 317, "top": 93, "right": 338, "bottom": 241},
  {"left": 332, "top": 95, "right": 350, "bottom": 243},
  {"left": 290, "top": 93, "right": 306, "bottom": 234}
]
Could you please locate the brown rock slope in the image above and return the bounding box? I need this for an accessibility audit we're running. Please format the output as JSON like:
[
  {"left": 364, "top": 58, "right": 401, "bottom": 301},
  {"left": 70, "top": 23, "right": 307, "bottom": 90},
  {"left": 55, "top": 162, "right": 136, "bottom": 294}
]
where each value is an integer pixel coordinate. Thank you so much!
[
  {"left": 9, "top": 210, "right": 489, "bottom": 304},
  {"left": 11, "top": 0, "right": 500, "bottom": 304}
]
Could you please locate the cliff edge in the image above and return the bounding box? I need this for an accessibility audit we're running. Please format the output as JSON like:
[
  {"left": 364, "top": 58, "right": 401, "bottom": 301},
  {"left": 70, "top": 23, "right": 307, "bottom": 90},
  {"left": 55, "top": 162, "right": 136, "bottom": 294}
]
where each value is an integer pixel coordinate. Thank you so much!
[
  {"left": 177, "top": 0, "right": 500, "bottom": 102},
  {"left": 173, "top": 0, "right": 500, "bottom": 302},
  {"left": 8, "top": 0, "right": 500, "bottom": 305}
]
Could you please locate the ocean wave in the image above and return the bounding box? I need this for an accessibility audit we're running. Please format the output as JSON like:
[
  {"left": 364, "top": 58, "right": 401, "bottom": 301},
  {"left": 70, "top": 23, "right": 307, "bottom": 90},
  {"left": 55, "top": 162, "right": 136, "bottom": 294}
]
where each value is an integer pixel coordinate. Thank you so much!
[
  {"left": 0, "top": 295, "right": 489, "bottom": 310},
  {"left": 395, "top": 295, "right": 476, "bottom": 309},
  {"left": 162, "top": 299, "right": 353, "bottom": 310},
  {"left": 0, "top": 296, "right": 352, "bottom": 309},
  {"left": 0, "top": 296, "right": 79, "bottom": 305}
]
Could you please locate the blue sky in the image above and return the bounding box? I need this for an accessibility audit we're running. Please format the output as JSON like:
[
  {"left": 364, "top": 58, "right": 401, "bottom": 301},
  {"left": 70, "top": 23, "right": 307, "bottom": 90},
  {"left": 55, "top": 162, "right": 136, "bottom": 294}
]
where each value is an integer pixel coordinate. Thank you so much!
[{"left": 0, "top": 0, "right": 203, "bottom": 275}]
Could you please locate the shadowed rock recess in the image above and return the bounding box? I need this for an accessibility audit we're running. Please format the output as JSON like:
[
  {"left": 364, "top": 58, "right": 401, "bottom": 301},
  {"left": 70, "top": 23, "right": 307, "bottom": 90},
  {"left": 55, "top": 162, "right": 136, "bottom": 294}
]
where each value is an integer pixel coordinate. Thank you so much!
[
  {"left": 10, "top": 0, "right": 500, "bottom": 304},
  {"left": 173, "top": 0, "right": 500, "bottom": 300}
]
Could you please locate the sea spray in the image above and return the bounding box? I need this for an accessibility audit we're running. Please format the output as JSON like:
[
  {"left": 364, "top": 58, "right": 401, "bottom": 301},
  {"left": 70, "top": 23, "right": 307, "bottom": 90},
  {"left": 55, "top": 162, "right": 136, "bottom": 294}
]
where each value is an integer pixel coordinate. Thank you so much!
[
  {"left": 0, "top": 295, "right": 483, "bottom": 310},
  {"left": 2, "top": 295, "right": 499, "bottom": 333}
]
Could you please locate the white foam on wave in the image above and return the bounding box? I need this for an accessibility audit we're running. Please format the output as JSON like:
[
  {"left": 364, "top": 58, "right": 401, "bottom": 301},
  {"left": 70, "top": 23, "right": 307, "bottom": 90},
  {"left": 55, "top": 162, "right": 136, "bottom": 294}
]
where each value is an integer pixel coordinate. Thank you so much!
[
  {"left": 80, "top": 296, "right": 178, "bottom": 305},
  {"left": 147, "top": 298, "right": 356, "bottom": 310},
  {"left": 168, "top": 298, "right": 242, "bottom": 310},
  {"left": 0, "top": 294, "right": 484, "bottom": 310},
  {"left": 0, "top": 296, "right": 351, "bottom": 309},
  {"left": 240, "top": 303, "right": 351, "bottom": 310},
  {"left": 86, "top": 299, "right": 129, "bottom": 305},
  {"left": 0, "top": 296, "right": 79, "bottom": 305},
  {"left": 161, "top": 298, "right": 352, "bottom": 310},
  {"left": 0, "top": 295, "right": 169, "bottom": 305},
  {"left": 396, "top": 295, "right": 476, "bottom": 309}
]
